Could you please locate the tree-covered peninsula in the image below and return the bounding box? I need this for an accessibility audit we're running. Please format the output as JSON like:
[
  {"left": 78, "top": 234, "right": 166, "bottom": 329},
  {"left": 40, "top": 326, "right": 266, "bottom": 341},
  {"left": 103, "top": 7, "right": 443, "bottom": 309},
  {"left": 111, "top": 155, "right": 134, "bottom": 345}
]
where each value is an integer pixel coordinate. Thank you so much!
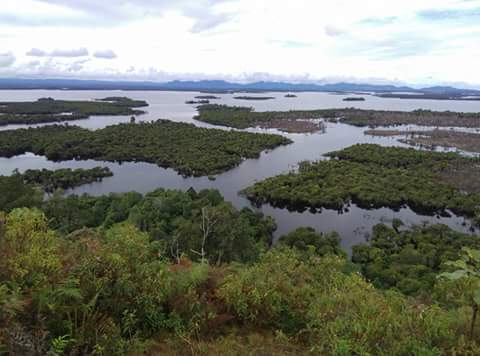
[
  {"left": 244, "top": 144, "right": 480, "bottom": 224},
  {"left": 0, "top": 97, "right": 147, "bottom": 126},
  {"left": 196, "top": 105, "right": 480, "bottom": 131},
  {"left": 195, "top": 104, "right": 325, "bottom": 133},
  {"left": 0, "top": 120, "right": 291, "bottom": 176}
]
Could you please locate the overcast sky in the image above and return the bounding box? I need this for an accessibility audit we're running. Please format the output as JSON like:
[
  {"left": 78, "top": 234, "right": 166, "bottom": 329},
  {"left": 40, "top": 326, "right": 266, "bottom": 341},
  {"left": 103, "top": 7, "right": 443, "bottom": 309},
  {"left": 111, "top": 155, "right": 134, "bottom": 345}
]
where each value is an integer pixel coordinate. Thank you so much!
[{"left": 1, "top": 0, "right": 479, "bottom": 86}]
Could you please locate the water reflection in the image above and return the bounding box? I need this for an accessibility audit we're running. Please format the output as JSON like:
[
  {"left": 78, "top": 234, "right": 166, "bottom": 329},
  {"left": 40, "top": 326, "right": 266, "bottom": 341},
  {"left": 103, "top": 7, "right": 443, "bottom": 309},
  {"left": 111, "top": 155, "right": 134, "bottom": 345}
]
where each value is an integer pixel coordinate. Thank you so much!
[{"left": 0, "top": 90, "right": 478, "bottom": 249}]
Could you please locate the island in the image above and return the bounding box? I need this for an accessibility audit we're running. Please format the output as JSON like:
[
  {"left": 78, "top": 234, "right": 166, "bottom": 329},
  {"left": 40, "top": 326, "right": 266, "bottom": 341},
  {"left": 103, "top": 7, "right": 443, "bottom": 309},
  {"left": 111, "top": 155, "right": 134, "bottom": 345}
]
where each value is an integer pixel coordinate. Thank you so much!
[
  {"left": 343, "top": 97, "right": 365, "bottom": 101},
  {"left": 195, "top": 104, "right": 326, "bottom": 133},
  {"left": 243, "top": 144, "right": 480, "bottom": 225},
  {"left": 0, "top": 120, "right": 291, "bottom": 177},
  {"left": 18, "top": 167, "right": 113, "bottom": 193},
  {"left": 318, "top": 108, "right": 480, "bottom": 127},
  {"left": 0, "top": 97, "right": 148, "bottom": 126},
  {"left": 233, "top": 96, "right": 275, "bottom": 100},
  {"left": 378, "top": 93, "right": 480, "bottom": 100},
  {"left": 284, "top": 93, "right": 297, "bottom": 98},
  {"left": 185, "top": 99, "right": 210, "bottom": 104},
  {"left": 195, "top": 95, "right": 220, "bottom": 99}
]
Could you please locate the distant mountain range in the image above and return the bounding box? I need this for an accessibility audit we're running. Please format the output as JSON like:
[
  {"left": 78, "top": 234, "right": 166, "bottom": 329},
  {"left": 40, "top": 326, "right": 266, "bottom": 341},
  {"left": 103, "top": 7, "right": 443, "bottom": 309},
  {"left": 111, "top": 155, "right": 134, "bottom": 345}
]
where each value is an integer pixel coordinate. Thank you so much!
[{"left": 0, "top": 78, "right": 479, "bottom": 96}]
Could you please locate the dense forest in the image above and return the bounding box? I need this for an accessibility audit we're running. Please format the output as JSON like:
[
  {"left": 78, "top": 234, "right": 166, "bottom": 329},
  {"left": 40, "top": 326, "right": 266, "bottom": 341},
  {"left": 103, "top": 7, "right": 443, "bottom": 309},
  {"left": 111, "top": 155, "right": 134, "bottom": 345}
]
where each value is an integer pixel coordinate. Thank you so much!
[
  {"left": 2, "top": 198, "right": 480, "bottom": 354},
  {"left": 244, "top": 144, "right": 480, "bottom": 225},
  {"left": 0, "top": 97, "right": 147, "bottom": 126},
  {"left": 0, "top": 120, "right": 291, "bottom": 176}
]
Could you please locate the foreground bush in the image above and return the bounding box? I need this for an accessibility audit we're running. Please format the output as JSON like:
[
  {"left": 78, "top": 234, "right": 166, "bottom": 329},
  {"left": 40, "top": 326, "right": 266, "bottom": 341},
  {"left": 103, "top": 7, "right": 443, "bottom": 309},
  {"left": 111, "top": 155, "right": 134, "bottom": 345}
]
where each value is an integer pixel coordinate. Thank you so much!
[{"left": 1, "top": 209, "right": 480, "bottom": 355}]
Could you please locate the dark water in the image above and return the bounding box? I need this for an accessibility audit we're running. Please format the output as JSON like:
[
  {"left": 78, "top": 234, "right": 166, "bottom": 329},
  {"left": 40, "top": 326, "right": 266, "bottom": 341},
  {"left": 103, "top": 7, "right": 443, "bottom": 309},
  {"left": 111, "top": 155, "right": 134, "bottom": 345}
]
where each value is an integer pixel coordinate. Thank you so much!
[{"left": 0, "top": 90, "right": 478, "bottom": 249}]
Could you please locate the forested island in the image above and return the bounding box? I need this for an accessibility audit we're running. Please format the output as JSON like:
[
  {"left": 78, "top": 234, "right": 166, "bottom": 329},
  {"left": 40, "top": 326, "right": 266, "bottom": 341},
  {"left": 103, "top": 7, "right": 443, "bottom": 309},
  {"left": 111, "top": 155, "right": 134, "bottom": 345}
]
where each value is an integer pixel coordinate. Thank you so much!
[
  {"left": 2, "top": 183, "right": 480, "bottom": 353},
  {"left": 196, "top": 104, "right": 326, "bottom": 133},
  {"left": 343, "top": 97, "right": 365, "bottom": 101},
  {"left": 244, "top": 144, "right": 480, "bottom": 224},
  {"left": 322, "top": 108, "right": 480, "bottom": 127},
  {"left": 21, "top": 167, "right": 113, "bottom": 192},
  {"left": 233, "top": 96, "right": 275, "bottom": 100},
  {"left": 196, "top": 105, "right": 480, "bottom": 132},
  {"left": 0, "top": 120, "right": 291, "bottom": 176},
  {"left": 0, "top": 97, "right": 147, "bottom": 126},
  {"left": 378, "top": 93, "right": 480, "bottom": 100},
  {"left": 194, "top": 95, "right": 220, "bottom": 99},
  {"left": 185, "top": 99, "right": 210, "bottom": 104}
]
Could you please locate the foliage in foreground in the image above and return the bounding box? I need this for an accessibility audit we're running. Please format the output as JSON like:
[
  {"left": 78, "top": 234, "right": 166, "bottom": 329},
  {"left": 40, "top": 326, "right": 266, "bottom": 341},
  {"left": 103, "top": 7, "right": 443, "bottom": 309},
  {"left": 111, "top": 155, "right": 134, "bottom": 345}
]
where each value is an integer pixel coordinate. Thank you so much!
[
  {"left": 0, "top": 210, "right": 478, "bottom": 355},
  {"left": 352, "top": 222, "right": 480, "bottom": 296},
  {"left": 0, "top": 120, "right": 291, "bottom": 176}
]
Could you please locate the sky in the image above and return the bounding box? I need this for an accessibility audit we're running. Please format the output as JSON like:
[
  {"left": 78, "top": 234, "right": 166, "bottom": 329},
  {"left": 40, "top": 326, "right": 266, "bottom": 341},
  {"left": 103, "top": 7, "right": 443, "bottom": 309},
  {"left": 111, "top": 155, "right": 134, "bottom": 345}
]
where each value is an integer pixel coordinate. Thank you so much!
[{"left": 1, "top": 0, "right": 480, "bottom": 87}]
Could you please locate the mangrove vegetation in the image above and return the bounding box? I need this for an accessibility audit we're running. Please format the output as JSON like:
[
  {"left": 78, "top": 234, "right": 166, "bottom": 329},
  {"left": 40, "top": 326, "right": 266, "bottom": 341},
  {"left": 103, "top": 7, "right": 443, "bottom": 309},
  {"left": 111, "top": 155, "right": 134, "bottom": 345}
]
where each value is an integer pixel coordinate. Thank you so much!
[
  {"left": 0, "top": 120, "right": 291, "bottom": 176},
  {"left": 0, "top": 97, "right": 147, "bottom": 126},
  {"left": 244, "top": 144, "right": 480, "bottom": 224},
  {"left": 195, "top": 104, "right": 326, "bottom": 133}
]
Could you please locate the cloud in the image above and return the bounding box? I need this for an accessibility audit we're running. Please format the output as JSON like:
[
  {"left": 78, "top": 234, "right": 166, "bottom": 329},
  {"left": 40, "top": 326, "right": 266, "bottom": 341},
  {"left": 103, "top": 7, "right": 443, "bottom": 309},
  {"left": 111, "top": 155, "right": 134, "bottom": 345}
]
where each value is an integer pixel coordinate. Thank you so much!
[
  {"left": 93, "top": 49, "right": 117, "bottom": 59},
  {"left": 26, "top": 48, "right": 48, "bottom": 57},
  {"left": 270, "top": 40, "right": 312, "bottom": 49},
  {"left": 24, "top": 0, "right": 235, "bottom": 30},
  {"left": 418, "top": 7, "right": 480, "bottom": 21},
  {"left": 190, "top": 12, "right": 232, "bottom": 33},
  {"left": 324, "top": 25, "right": 345, "bottom": 37},
  {"left": 50, "top": 48, "right": 89, "bottom": 57},
  {"left": 360, "top": 16, "right": 398, "bottom": 25},
  {"left": 0, "top": 52, "right": 15, "bottom": 67},
  {"left": 26, "top": 48, "right": 89, "bottom": 57}
]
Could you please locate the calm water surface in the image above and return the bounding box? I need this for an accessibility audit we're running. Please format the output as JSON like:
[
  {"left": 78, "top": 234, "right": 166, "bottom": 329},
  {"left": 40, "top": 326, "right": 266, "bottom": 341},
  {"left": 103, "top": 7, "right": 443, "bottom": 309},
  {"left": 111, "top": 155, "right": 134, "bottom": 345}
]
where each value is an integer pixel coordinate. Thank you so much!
[{"left": 1, "top": 90, "right": 478, "bottom": 249}]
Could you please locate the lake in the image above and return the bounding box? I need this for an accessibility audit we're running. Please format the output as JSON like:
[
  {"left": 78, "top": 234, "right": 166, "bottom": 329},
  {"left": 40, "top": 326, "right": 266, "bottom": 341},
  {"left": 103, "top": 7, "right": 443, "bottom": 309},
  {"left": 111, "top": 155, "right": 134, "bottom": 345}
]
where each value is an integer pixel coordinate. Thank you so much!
[{"left": 1, "top": 90, "right": 479, "bottom": 250}]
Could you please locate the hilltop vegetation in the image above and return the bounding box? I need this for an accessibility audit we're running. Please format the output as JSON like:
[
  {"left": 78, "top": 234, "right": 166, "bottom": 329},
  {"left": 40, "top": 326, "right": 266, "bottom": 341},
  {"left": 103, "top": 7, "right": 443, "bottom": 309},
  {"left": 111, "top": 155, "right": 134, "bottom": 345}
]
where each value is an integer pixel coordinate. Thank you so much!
[
  {"left": 244, "top": 144, "right": 480, "bottom": 224},
  {"left": 352, "top": 222, "right": 480, "bottom": 296},
  {"left": 0, "top": 97, "right": 147, "bottom": 126},
  {"left": 0, "top": 120, "right": 291, "bottom": 176},
  {"left": 195, "top": 104, "right": 326, "bottom": 133},
  {"left": 1, "top": 206, "right": 480, "bottom": 354}
]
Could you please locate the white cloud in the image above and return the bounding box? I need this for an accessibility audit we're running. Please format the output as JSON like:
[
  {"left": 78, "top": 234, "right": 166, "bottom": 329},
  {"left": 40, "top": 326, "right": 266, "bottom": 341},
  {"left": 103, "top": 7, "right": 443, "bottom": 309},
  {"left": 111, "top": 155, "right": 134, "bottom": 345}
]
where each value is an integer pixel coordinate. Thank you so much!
[
  {"left": 1, "top": 0, "right": 480, "bottom": 86},
  {"left": 50, "top": 48, "right": 89, "bottom": 57},
  {"left": 324, "top": 25, "right": 345, "bottom": 37},
  {"left": 26, "top": 48, "right": 48, "bottom": 57},
  {"left": 26, "top": 47, "right": 89, "bottom": 57},
  {"left": 93, "top": 49, "right": 117, "bottom": 59}
]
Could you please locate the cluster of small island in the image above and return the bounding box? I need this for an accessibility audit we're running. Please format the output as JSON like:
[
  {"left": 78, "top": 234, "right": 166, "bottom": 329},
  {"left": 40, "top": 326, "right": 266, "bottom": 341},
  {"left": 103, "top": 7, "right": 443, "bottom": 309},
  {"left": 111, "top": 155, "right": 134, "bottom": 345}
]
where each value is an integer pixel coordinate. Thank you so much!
[{"left": 2, "top": 95, "right": 480, "bottom": 354}]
